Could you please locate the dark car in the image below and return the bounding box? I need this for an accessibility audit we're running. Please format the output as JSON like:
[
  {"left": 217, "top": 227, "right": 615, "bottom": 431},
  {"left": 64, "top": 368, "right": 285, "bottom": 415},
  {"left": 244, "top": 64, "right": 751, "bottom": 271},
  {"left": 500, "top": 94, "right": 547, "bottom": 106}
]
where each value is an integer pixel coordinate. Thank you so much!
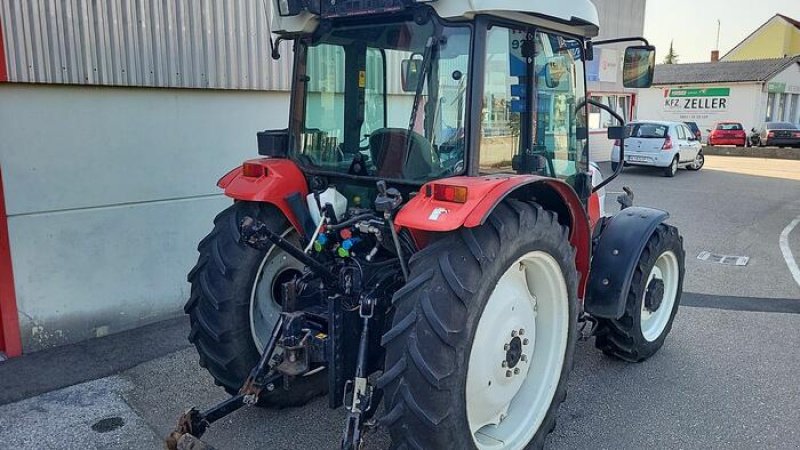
[
  {"left": 684, "top": 121, "right": 702, "bottom": 142},
  {"left": 707, "top": 122, "right": 747, "bottom": 146},
  {"left": 749, "top": 122, "right": 800, "bottom": 148}
]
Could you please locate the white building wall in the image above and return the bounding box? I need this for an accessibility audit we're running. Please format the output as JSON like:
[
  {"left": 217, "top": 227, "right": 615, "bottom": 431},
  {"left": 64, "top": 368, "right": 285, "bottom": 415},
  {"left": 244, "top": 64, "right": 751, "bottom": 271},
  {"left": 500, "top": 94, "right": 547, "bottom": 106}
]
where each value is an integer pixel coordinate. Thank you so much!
[
  {"left": 637, "top": 83, "right": 766, "bottom": 135},
  {"left": 0, "top": 84, "right": 290, "bottom": 351}
]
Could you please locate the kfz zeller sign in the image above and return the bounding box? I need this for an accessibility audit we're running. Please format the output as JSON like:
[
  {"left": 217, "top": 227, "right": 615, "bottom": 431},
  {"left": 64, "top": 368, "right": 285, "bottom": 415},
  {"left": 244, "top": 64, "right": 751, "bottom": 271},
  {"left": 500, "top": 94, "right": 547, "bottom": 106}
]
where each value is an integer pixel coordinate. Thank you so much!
[{"left": 663, "top": 87, "right": 730, "bottom": 112}]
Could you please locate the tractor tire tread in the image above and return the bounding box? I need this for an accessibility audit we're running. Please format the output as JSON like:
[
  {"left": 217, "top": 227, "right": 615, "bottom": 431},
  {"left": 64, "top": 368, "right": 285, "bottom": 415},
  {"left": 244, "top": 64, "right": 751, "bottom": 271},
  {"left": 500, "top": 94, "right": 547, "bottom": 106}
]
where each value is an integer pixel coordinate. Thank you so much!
[
  {"left": 382, "top": 199, "right": 578, "bottom": 449},
  {"left": 594, "top": 224, "right": 685, "bottom": 362},
  {"left": 185, "top": 202, "right": 327, "bottom": 407}
]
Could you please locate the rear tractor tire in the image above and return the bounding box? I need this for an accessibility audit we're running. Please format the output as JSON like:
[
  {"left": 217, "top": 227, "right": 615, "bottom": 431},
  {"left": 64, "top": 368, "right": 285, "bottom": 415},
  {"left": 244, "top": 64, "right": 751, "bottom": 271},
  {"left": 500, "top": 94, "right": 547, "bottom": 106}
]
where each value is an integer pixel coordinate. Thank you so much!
[
  {"left": 185, "top": 201, "right": 327, "bottom": 407},
  {"left": 594, "top": 224, "right": 685, "bottom": 362},
  {"left": 380, "top": 200, "right": 578, "bottom": 450}
]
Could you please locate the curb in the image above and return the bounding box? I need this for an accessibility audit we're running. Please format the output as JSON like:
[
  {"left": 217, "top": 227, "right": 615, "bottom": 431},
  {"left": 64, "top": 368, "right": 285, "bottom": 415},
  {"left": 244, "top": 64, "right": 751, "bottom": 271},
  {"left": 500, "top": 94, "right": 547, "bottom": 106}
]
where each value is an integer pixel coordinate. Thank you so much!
[{"left": 702, "top": 145, "right": 800, "bottom": 161}]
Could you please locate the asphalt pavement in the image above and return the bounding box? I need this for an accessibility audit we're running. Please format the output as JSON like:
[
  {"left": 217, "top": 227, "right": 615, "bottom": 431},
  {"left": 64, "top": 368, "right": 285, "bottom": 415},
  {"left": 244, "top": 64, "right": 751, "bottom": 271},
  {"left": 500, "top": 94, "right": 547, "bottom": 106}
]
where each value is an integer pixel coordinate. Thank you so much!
[{"left": 1, "top": 156, "right": 799, "bottom": 449}]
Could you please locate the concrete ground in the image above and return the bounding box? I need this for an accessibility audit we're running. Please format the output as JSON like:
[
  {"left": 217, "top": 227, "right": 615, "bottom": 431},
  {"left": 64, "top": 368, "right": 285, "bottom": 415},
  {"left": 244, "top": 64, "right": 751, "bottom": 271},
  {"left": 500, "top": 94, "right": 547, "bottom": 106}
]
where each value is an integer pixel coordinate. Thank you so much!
[{"left": 1, "top": 156, "right": 799, "bottom": 449}]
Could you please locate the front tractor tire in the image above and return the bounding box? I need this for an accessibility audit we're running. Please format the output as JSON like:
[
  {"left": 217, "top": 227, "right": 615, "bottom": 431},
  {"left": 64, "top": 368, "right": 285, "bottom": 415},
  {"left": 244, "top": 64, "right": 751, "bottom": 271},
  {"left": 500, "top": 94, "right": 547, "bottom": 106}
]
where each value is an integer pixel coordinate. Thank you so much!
[
  {"left": 184, "top": 201, "right": 327, "bottom": 407},
  {"left": 594, "top": 224, "right": 685, "bottom": 362},
  {"left": 380, "top": 200, "right": 578, "bottom": 450}
]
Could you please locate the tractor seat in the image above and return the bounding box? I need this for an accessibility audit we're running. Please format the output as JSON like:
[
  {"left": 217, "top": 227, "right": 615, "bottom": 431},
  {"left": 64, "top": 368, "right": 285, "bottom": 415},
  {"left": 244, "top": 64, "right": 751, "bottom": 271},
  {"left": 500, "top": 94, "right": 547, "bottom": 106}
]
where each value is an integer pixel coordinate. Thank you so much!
[{"left": 369, "top": 128, "right": 437, "bottom": 180}]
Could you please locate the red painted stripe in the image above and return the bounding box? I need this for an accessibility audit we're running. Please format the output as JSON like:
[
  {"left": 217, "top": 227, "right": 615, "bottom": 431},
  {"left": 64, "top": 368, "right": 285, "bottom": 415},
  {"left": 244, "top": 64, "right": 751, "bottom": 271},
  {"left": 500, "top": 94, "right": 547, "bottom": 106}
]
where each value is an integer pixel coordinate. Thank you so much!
[
  {"left": 0, "top": 18, "right": 8, "bottom": 82},
  {"left": 0, "top": 165, "right": 22, "bottom": 357}
]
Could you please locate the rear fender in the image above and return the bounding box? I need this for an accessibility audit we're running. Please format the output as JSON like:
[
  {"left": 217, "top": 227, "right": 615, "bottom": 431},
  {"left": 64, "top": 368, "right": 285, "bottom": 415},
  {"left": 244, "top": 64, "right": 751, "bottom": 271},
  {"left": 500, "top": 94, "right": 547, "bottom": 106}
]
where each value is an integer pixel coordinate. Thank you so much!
[
  {"left": 395, "top": 175, "right": 592, "bottom": 298},
  {"left": 584, "top": 207, "right": 669, "bottom": 319},
  {"left": 217, "top": 158, "right": 309, "bottom": 233}
]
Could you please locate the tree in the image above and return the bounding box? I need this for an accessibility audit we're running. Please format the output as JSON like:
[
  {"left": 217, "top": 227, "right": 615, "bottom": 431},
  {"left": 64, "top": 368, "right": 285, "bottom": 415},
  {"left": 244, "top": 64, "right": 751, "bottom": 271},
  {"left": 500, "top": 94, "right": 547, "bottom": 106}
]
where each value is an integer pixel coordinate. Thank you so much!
[{"left": 663, "top": 41, "right": 679, "bottom": 64}]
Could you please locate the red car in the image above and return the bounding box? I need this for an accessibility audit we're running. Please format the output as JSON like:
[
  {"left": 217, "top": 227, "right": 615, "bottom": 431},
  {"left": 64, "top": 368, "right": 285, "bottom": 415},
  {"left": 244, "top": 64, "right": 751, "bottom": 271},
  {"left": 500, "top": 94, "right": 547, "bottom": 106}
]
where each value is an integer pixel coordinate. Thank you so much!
[{"left": 708, "top": 122, "right": 747, "bottom": 146}]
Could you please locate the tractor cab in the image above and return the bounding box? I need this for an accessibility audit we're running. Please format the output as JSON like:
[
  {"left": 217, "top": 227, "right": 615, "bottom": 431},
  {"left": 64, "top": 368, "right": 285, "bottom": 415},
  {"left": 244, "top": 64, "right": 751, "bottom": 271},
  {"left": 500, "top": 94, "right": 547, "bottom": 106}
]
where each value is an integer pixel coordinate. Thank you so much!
[
  {"left": 173, "top": 3, "right": 680, "bottom": 450},
  {"left": 261, "top": 0, "right": 655, "bottom": 205}
]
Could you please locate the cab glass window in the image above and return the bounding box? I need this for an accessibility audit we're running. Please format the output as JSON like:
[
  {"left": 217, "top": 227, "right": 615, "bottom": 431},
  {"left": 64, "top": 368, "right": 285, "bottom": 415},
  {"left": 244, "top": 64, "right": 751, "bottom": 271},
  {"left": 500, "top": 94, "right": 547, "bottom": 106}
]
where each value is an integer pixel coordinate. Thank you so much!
[
  {"left": 296, "top": 20, "right": 472, "bottom": 182},
  {"left": 479, "top": 28, "right": 587, "bottom": 181},
  {"left": 479, "top": 25, "right": 527, "bottom": 173},
  {"left": 303, "top": 44, "right": 346, "bottom": 165},
  {"left": 532, "top": 30, "right": 587, "bottom": 180}
]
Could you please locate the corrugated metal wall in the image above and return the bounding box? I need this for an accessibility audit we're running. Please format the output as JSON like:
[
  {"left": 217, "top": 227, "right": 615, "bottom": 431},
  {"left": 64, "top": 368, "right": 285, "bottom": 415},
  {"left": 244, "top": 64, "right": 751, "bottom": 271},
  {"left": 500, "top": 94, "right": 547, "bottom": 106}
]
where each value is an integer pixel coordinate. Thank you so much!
[{"left": 0, "top": 0, "right": 293, "bottom": 90}]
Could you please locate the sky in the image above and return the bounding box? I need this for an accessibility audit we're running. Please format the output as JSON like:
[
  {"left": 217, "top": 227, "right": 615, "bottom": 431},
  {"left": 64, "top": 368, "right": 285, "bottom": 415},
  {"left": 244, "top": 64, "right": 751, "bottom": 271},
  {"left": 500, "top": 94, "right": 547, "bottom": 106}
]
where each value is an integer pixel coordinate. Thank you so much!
[{"left": 644, "top": 0, "right": 800, "bottom": 63}]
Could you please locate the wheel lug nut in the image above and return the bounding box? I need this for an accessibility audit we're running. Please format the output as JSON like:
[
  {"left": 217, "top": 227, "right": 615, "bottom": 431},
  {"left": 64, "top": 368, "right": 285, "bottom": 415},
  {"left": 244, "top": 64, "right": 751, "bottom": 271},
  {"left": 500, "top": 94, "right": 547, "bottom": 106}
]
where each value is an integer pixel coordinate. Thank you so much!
[
  {"left": 506, "top": 370, "right": 512, "bottom": 378},
  {"left": 502, "top": 361, "right": 508, "bottom": 368},
  {"left": 511, "top": 330, "right": 518, "bottom": 338},
  {"left": 514, "top": 368, "right": 520, "bottom": 375},
  {"left": 521, "top": 354, "right": 527, "bottom": 362},
  {"left": 519, "top": 328, "right": 525, "bottom": 336},
  {"left": 523, "top": 338, "right": 529, "bottom": 346},
  {"left": 504, "top": 343, "right": 510, "bottom": 351}
]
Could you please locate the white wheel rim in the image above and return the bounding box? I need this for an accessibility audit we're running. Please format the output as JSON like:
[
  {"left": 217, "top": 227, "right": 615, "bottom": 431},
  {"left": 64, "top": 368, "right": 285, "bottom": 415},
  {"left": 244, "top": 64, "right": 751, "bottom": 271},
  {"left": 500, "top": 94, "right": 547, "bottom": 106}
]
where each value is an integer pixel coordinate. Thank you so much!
[
  {"left": 694, "top": 153, "right": 703, "bottom": 169},
  {"left": 466, "top": 251, "right": 569, "bottom": 450},
  {"left": 249, "top": 229, "right": 304, "bottom": 353},
  {"left": 640, "top": 251, "right": 679, "bottom": 342}
]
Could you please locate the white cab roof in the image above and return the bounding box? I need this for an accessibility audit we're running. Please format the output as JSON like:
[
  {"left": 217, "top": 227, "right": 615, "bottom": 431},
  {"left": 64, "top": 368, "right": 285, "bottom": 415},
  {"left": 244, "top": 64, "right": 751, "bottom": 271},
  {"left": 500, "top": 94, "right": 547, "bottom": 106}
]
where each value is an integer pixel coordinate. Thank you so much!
[
  {"left": 433, "top": 0, "right": 599, "bottom": 36},
  {"left": 273, "top": 0, "right": 600, "bottom": 37}
]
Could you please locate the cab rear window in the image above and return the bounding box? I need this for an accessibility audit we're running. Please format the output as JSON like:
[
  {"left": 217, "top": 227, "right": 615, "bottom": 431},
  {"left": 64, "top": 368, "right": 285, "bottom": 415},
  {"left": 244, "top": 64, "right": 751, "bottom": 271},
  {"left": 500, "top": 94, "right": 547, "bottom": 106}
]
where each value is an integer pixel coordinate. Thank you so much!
[{"left": 627, "top": 123, "right": 668, "bottom": 138}]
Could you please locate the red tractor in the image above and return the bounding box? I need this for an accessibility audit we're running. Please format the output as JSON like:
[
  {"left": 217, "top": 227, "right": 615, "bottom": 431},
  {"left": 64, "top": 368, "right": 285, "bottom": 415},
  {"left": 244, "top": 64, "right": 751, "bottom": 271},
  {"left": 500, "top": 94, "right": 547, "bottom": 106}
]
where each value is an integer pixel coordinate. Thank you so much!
[{"left": 170, "top": 1, "right": 684, "bottom": 449}]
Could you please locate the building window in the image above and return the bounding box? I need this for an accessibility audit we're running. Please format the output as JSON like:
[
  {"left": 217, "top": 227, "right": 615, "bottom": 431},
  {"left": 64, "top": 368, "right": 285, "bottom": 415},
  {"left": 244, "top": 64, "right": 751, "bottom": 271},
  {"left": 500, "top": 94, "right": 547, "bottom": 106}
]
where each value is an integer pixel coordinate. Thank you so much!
[
  {"left": 777, "top": 94, "right": 787, "bottom": 121},
  {"left": 766, "top": 92, "right": 775, "bottom": 121},
  {"left": 588, "top": 94, "right": 631, "bottom": 130},
  {"left": 790, "top": 94, "right": 800, "bottom": 125}
]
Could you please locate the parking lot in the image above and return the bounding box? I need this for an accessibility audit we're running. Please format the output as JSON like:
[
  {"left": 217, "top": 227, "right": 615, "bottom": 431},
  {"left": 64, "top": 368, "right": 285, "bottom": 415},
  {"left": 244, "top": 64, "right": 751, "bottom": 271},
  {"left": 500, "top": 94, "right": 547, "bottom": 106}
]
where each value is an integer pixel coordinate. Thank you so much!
[{"left": 0, "top": 155, "right": 798, "bottom": 449}]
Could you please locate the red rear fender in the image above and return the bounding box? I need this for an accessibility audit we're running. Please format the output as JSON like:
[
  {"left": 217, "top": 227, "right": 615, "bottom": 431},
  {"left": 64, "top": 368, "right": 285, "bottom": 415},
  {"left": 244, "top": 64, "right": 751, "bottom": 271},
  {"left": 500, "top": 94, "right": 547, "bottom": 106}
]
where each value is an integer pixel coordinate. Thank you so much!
[
  {"left": 217, "top": 158, "right": 309, "bottom": 232},
  {"left": 395, "top": 175, "right": 592, "bottom": 298}
]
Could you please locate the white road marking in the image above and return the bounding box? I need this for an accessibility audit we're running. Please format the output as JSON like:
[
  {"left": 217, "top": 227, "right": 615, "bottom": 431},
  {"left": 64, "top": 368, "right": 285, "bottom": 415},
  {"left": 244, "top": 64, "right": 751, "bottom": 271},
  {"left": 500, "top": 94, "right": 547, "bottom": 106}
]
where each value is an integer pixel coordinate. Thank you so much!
[{"left": 780, "top": 215, "right": 800, "bottom": 288}]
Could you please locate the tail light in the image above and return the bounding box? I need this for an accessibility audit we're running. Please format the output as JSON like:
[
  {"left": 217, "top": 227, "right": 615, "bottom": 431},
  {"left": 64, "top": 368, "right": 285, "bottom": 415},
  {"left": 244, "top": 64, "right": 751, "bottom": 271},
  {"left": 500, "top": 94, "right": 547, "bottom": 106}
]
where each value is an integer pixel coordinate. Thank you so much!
[
  {"left": 662, "top": 135, "right": 673, "bottom": 150},
  {"left": 432, "top": 184, "right": 468, "bottom": 203},
  {"left": 793, "top": 131, "right": 800, "bottom": 138},
  {"left": 242, "top": 162, "right": 267, "bottom": 178},
  {"left": 768, "top": 131, "right": 775, "bottom": 138}
]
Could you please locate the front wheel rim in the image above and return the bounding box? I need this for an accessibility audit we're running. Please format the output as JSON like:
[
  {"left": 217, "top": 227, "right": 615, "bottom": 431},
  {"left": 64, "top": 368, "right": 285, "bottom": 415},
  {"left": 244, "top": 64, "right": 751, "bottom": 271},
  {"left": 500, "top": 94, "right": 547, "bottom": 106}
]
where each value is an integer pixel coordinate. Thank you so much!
[
  {"left": 640, "top": 251, "right": 680, "bottom": 342},
  {"left": 466, "top": 251, "right": 569, "bottom": 450},
  {"left": 694, "top": 153, "right": 704, "bottom": 169}
]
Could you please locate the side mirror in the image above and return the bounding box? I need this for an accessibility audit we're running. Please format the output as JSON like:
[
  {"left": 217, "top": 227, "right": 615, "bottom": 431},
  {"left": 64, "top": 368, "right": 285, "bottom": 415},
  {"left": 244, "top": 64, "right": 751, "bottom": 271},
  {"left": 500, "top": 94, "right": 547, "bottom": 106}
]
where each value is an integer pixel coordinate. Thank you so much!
[
  {"left": 622, "top": 45, "right": 656, "bottom": 88},
  {"left": 607, "top": 126, "right": 624, "bottom": 140},
  {"left": 543, "top": 56, "right": 569, "bottom": 89},
  {"left": 401, "top": 57, "right": 424, "bottom": 93},
  {"left": 257, "top": 129, "right": 289, "bottom": 157}
]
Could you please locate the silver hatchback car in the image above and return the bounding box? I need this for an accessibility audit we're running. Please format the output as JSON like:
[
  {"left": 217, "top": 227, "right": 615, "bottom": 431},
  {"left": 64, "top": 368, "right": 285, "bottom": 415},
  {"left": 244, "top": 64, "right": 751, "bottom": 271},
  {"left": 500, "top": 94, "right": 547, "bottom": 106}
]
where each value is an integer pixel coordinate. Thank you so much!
[{"left": 611, "top": 121, "right": 704, "bottom": 177}]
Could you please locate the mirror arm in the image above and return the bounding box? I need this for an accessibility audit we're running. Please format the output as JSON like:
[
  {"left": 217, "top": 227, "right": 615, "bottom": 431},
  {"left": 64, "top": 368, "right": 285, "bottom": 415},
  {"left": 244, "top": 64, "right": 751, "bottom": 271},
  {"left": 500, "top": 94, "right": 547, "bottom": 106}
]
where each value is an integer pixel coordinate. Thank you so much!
[
  {"left": 579, "top": 98, "right": 626, "bottom": 193},
  {"left": 592, "top": 36, "right": 651, "bottom": 47}
]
